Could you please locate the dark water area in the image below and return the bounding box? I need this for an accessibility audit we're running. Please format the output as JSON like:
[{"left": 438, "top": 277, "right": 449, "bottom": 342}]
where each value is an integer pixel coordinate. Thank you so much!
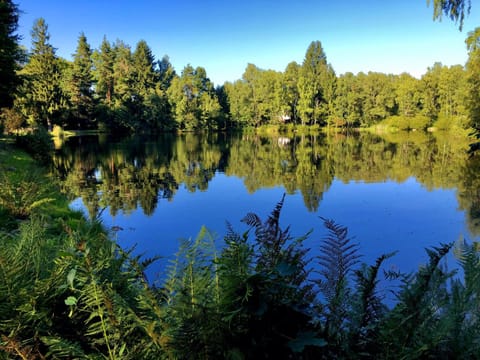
[{"left": 52, "top": 131, "right": 480, "bottom": 287}]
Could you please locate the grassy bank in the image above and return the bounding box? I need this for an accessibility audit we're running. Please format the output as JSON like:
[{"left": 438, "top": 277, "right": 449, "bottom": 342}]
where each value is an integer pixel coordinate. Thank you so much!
[{"left": 0, "top": 141, "right": 79, "bottom": 228}]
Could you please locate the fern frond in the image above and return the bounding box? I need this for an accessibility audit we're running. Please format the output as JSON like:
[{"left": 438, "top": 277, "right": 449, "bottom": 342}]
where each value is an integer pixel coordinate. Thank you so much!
[
  {"left": 350, "top": 252, "right": 396, "bottom": 356},
  {"left": 241, "top": 212, "right": 262, "bottom": 229},
  {"left": 378, "top": 243, "right": 454, "bottom": 358},
  {"left": 41, "top": 336, "right": 89, "bottom": 359},
  {"left": 316, "top": 217, "right": 360, "bottom": 302}
]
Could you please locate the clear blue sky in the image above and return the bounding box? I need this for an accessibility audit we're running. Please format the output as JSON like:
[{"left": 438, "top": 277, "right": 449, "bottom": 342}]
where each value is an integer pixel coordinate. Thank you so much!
[{"left": 16, "top": 0, "right": 480, "bottom": 86}]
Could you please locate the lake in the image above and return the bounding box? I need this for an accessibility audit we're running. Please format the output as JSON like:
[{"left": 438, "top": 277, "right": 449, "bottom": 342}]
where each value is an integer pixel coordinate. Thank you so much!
[{"left": 53, "top": 131, "right": 480, "bottom": 284}]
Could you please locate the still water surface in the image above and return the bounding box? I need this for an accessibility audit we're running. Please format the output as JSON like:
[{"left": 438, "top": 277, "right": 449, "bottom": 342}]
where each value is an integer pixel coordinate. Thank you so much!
[{"left": 53, "top": 131, "right": 480, "bottom": 282}]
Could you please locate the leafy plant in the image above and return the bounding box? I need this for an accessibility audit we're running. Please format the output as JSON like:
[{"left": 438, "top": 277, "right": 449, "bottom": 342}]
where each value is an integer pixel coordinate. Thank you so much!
[
  {"left": 378, "top": 243, "right": 454, "bottom": 358},
  {"left": 15, "top": 127, "right": 53, "bottom": 166},
  {"left": 161, "top": 226, "right": 224, "bottom": 359},
  {"left": 314, "top": 218, "right": 360, "bottom": 346},
  {"left": 0, "top": 167, "right": 54, "bottom": 219}
]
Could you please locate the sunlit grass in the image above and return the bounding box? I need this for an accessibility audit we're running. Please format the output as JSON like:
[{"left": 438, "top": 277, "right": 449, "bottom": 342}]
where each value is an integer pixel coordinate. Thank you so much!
[{"left": 0, "top": 138, "right": 84, "bottom": 229}]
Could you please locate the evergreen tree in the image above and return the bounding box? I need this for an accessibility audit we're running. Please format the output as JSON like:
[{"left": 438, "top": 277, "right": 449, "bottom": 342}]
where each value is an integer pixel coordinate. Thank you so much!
[
  {"left": 297, "top": 41, "right": 332, "bottom": 125},
  {"left": 22, "top": 18, "right": 64, "bottom": 129},
  {"left": 132, "top": 39, "right": 156, "bottom": 98},
  {"left": 94, "top": 36, "right": 115, "bottom": 106},
  {"left": 157, "top": 55, "right": 176, "bottom": 91},
  {"left": 0, "top": 0, "right": 22, "bottom": 108},
  {"left": 69, "top": 32, "right": 95, "bottom": 129},
  {"left": 112, "top": 40, "right": 134, "bottom": 108}
]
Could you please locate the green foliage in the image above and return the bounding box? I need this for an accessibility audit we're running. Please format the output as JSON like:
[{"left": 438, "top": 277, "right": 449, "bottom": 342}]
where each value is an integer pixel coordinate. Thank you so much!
[
  {"left": 0, "top": 217, "right": 165, "bottom": 359},
  {"left": 167, "top": 65, "right": 222, "bottom": 131},
  {"left": 0, "top": 106, "right": 25, "bottom": 134},
  {"left": 67, "top": 32, "right": 96, "bottom": 129},
  {"left": 349, "top": 252, "right": 395, "bottom": 357},
  {"left": 315, "top": 218, "right": 360, "bottom": 339},
  {"left": 433, "top": 113, "right": 469, "bottom": 131},
  {"left": 465, "top": 27, "right": 480, "bottom": 130},
  {"left": 0, "top": 0, "right": 22, "bottom": 108},
  {"left": 20, "top": 18, "right": 66, "bottom": 130},
  {"left": 0, "top": 167, "right": 54, "bottom": 219},
  {"left": 380, "top": 115, "right": 431, "bottom": 131},
  {"left": 162, "top": 227, "right": 224, "bottom": 358},
  {"left": 7, "top": 16, "right": 478, "bottom": 134},
  {"left": 297, "top": 41, "right": 336, "bottom": 126},
  {"left": 428, "top": 0, "right": 471, "bottom": 30},
  {"left": 15, "top": 126, "right": 53, "bottom": 165},
  {"left": 378, "top": 243, "right": 454, "bottom": 358}
]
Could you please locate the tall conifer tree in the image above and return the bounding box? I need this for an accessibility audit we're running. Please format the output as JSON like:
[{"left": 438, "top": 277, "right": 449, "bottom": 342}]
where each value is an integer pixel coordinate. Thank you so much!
[
  {"left": 132, "top": 40, "right": 156, "bottom": 98},
  {"left": 297, "top": 41, "right": 332, "bottom": 125},
  {"left": 23, "top": 18, "right": 63, "bottom": 129},
  {"left": 70, "top": 32, "right": 95, "bottom": 129},
  {"left": 94, "top": 36, "right": 115, "bottom": 106},
  {"left": 0, "top": 0, "right": 22, "bottom": 108}
]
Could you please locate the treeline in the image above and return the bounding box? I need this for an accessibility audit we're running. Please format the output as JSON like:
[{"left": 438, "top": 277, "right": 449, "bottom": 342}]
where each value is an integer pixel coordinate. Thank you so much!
[
  {"left": 225, "top": 38, "right": 479, "bottom": 130},
  {"left": 3, "top": 18, "right": 226, "bottom": 133},
  {"left": 2, "top": 16, "right": 480, "bottom": 134}
]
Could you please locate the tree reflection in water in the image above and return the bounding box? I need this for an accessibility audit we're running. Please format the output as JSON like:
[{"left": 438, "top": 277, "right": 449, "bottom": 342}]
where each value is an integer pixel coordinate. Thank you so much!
[{"left": 52, "top": 131, "right": 480, "bottom": 236}]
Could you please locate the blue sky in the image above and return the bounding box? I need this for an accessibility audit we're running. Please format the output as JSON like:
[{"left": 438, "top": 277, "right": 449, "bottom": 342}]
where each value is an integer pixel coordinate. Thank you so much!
[{"left": 16, "top": 0, "right": 480, "bottom": 86}]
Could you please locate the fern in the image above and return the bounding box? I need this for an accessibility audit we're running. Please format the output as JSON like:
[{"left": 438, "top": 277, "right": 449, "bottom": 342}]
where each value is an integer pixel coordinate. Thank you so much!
[
  {"left": 41, "top": 336, "right": 90, "bottom": 359},
  {"left": 48, "top": 219, "right": 165, "bottom": 359},
  {"left": 436, "top": 240, "right": 480, "bottom": 358},
  {"left": 242, "top": 195, "right": 314, "bottom": 303},
  {"left": 349, "top": 252, "right": 396, "bottom": 357},
  {"left": 224, "top": 197, "right": 323, "bottom": 358},
  {"left": 0, "top": 169, "right": 55, "bottom": 219},
  {"left": 378, "top": 243, "right": 454, "bottom": 359},
  {"left": 314, "top": 217, "right": 360, "bottom": 347},
  {"left": 161, "top": 226, "right": 224, "bottom": 358}
]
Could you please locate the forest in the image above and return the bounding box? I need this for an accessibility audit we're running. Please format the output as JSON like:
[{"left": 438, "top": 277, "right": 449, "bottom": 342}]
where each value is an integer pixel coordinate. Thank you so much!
[{"left": 1, "top": 15, "right": 480, "bottom": 134}]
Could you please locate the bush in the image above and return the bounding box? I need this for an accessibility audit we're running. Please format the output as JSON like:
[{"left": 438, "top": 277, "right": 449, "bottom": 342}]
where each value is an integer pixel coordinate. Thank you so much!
[
  {"left": 406, "top": 115, "right": 431, "bottom": 130},
  {"left": 15, "top": 127, "right": 53, "bottom": 165},
  {"left": 433, "top": 114, "right": 470, "bottom": 131},
  {"left": 0, "top": 107, "right": 25, "bottom": 134},
  {"left": 380, "top": 115, "right": 431, "bottom": 131}
]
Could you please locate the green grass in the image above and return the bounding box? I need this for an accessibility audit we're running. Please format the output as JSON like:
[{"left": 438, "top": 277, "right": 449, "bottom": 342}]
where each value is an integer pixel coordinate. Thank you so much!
[{"left": 0, "top": 138, "right": 83, "bottom": 230}]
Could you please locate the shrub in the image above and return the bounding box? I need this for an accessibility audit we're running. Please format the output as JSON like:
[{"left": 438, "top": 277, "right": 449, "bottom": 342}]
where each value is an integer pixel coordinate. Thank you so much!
[
  {"left": 15, "top": 127, "right": 53, "bottom": 165},
  {"left": 407, "top": 115, "right": 431, "bottom": 130},
  {"left": 0, "top": 107, "right": 25, "bottom": 134}
]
